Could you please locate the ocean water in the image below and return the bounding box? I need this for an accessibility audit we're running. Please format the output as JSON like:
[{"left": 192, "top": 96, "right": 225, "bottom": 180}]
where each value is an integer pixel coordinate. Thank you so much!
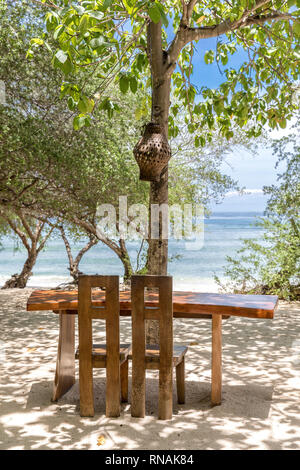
[{"left": 0, "top": 212, "right": 264, "bottom": 291}]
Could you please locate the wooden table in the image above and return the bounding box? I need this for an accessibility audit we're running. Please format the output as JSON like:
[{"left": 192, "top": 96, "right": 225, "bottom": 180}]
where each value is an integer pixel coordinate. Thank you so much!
[{"left": 27, "top": 290, "right": 278, "bottom": 406}]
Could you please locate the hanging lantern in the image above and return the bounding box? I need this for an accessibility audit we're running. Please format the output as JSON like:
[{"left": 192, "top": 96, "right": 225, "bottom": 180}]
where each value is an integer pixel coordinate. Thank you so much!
[{"left": 133, "top": 122, "right": 171, "bottom": 182}]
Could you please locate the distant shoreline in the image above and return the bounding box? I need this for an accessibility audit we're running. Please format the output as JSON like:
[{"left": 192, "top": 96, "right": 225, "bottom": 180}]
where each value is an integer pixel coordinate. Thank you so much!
[{"left": 0, "top": 212, "right": 263, "bottom": 292}]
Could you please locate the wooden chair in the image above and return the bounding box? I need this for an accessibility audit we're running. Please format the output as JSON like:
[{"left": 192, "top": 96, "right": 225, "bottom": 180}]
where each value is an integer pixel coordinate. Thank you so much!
[
  {"left": 76, "top": 275, "right": 130, "bottom": 417},
  {"left": 131, "top": 275, "right": 188, "bottom": 420}
]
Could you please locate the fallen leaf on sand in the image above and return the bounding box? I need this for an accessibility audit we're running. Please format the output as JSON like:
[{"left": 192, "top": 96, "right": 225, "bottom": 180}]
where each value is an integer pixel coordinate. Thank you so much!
[{"left": 97, "top": 435, "right": 106, "bottom": 446}]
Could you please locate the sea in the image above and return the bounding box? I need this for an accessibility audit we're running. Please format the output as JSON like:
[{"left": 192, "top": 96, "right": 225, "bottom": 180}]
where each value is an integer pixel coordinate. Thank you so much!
[{"left": 0, "top": 212, "right": 264, "bottom": 292}]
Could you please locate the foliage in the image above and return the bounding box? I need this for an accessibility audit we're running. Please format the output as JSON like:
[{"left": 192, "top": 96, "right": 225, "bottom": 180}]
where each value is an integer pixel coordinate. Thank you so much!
[
  {"left": 29, "top": 0, "right": 300, "bottom": 142},
  {"left": 0, "top": 0, "right": 271, "bottom": 285},
  {"left": 0, "top": 2, "right": 145, "bottom": 219},
  {"left": 0, "top": 2, "right": 239, "bottom": 253},
  {"left": 215, "top": 130, "right": 300, "bottom": 300}
]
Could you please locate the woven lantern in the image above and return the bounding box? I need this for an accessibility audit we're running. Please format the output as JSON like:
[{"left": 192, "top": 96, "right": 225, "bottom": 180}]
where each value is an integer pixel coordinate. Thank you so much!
[{"left": 133, "top": 122, "right": 171, "bottom": 182}]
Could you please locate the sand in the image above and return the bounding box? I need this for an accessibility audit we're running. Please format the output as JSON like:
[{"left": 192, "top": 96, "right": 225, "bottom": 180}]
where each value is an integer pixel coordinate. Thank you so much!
[{"left": 0, "top": 288, "right": 299, "bottom": 450}]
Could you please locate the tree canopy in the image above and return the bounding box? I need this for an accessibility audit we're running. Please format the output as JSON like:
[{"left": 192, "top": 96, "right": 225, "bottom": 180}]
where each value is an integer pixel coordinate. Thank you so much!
[
  {"left": 1, "top": 0, "right": 241, "bottom": 285},
  {"left": 29, "top": 0, "right": 300, "bottom": 141},
  {"left": 29, "top": 0, "right": 300, "bottom": 287}
]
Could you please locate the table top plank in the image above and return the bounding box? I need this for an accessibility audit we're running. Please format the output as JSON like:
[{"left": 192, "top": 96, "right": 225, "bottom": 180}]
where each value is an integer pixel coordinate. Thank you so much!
[{"left": 27, "top": 289, "right": 278, "bottom": 319}]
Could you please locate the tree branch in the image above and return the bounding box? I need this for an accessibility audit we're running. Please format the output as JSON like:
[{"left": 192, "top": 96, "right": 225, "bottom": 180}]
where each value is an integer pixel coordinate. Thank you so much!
[
  {"left": 187, "top": 0, "right": 199, "bottom": 22},
  {"left": 29, "top": 0, "right": 61, "bottom": 10},
  {"left": 74, "top": 235, "right": 98, "bottom": 266},
  {"left": 59, "top": 225, "right": 74, "bottom": 268},
  {"left": 72, "top": 215, "right": 122, "bottom": 257},
  {"left": 168, "top": 2, "right": 294, "bottom": 71},
  {"left": 0, "top": 212, "right": 31, "bottom": 252},
  {"left": 181, "top": 0, "right": 188, "bottom": 26},
  {"left": 36, "top": 225, "right": 55, "bottom": 254},
  {"left": 16, "top": 209, "right": 35, "bottom": 242}
]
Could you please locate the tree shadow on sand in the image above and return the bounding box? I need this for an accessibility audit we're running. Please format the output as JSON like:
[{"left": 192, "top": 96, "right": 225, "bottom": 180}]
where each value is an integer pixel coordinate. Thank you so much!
[{"left": 1, "top": 291, "right": 300, "bottom": 450}]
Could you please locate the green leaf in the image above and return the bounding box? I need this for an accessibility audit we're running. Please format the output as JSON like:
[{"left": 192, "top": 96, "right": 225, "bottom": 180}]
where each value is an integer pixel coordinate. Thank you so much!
[
  {"left": 53, "top": 51, "right": 73, "bottom": 75},
  {"left": 119, "top": 75, "right": 129, "bottom": 94},
  {"left": 148, "top": 4, "right": 161, "bottom": 24},
  {"left": 123, "top": 0, "right": 134, "bottom": 14},
  {"left": 53, "top": 25, "right": 64, "bottom": 40},
  {"left": 136, "top": 53, "right": 146, "bottom": 72},
  {"left": 225, "top": 130, "right": 234, "bottom": 140},
  {"left": 204, "top": 50, "right": 214, "bottom": 64},
  {"left": 293, "top": 21, "right": 300, "bottom": 37},
  {"left": 72, "top": 5, "right": 85, "bottom": 15},
  {"left": 278, "top": 117, "right": 287, "bottom": 129},
  {"left": 156, "top": 3, "right": 169, "bottom": 27},
  {"left": 129, "top": 76, "right": 138, "bottom": 93},
  {"left": 67, "top": 96, "right": 76, "bottom": 111},
  {"left": 30, "top": 37, "right": 44, "bottom": 46},
  {"left": 78, "top": 96, "right": 95, "bottom": 113},
  {"left": 26, "top": 49, "right": 34, "bottom": 59},
  {"left": 90, "top": 37, "right": 105, "bottom": 49},
  {"left": 45, "top": 11, "right": 59, "bottom": 32},
  {"left": 73, "top": 114, "right": 86, "bottom": 130},
  {"left": 87, "top": 11, "right": 105, "bottom": 21},
  {"left": 73, "top": 114, "right": 91, "bottom": 130},
  {"left": 102, "top": 0, "right": 113, "bottom": 9},
  {"left": 195, "top": 135, "right": 205, "bottom": 147},
  {"left": 220, "top": 53, "right": 228, "bottom": 66},
  {"left": 213, "top": 98, "right": 224, "bottom": 114},
  {"left": 79, "top": 14, "right": 90, "bottom": 33}
]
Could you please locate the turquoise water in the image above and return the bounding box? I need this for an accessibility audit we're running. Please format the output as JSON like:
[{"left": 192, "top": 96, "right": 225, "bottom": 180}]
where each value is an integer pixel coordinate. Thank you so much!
[{"left": 0, "top": 212, "right": 263, "bottom": 291}]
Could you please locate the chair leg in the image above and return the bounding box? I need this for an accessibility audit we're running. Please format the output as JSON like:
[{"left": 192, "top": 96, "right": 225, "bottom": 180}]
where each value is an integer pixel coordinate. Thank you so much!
[
  {"left": 176, "top": 357, "right": 185, "bottom": 404},
  {"left": 131, "top": 362, "right": 146, "bottom": 418},
  {"left": 120, "top": 359, "right": 129, "bottom": 403},
  {"left": 159, "top": 365, "right": 173, "bottom": 420},
  {"left": 79, "top": 359, "right": 94, "bottom": 417}
]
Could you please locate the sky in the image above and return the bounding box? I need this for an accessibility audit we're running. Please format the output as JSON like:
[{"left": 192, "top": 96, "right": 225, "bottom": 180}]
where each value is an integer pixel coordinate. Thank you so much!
[
  {"left": 209, "top": 122, "right": 293, "bottom": 212},
  {"left": 210, "top": 138, "right": 283, "bottom": 212}
]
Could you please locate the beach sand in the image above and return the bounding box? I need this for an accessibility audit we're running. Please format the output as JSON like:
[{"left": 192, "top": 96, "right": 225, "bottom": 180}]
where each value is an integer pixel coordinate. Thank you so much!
[{"left": 0, "top": 288, "right": 299, "bottom": 450}]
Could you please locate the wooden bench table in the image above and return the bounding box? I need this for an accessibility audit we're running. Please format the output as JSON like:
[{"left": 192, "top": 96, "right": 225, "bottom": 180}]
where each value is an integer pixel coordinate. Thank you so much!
[{"left": 27, "top": 290, "right": 278, "bottom": 406}]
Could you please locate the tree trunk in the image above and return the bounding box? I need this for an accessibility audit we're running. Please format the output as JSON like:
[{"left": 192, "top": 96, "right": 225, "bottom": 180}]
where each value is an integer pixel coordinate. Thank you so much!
[
  {"left": 59, "top": 225, "right": 98, "bottom": 284},
  {"left": 147, "top": 166, "right": 169, "bottom": 275},
  {"left": 68, "top": 260, "right": 81, "bottom": 283},
  {"left": 2, "top": 249, "right": 37, "bottom": 288},
  {"left": 119, "top": 239, "right": 133, "bottom": 284},
  {"left": 145, "top": 21, "right": 172, "bottom": 343},
  {"left": 0, "top": 212, "right": 54, "bottom": 289},
  {"left": 147, "top": 22, "right": 172, "bottom": 276}
]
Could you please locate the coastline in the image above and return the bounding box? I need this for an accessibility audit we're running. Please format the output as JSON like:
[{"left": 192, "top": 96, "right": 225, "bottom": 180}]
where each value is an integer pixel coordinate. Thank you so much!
[
  {"left": 0, "top": 276, "right": 222, "bottom": 292},
  {"left": 0, "top": 211, "right": 263, "bottom": 293}
]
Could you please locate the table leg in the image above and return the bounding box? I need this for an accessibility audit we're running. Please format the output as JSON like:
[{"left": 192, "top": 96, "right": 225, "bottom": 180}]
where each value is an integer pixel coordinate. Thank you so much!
[
  {"left": 211, "top": 314, "right": 222, "bottom": 406},
  {"left": 52, "top": 311, "right": 76, "bottom": 402}
]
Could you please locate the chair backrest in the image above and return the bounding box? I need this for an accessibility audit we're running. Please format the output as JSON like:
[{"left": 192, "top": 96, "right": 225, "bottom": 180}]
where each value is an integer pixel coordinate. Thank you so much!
[
  {"left": 78, "top": 275, "right": 120, "bottom": 417},
  {"left": 131, "top": 274, "right": 173, "bottom": 420}
]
